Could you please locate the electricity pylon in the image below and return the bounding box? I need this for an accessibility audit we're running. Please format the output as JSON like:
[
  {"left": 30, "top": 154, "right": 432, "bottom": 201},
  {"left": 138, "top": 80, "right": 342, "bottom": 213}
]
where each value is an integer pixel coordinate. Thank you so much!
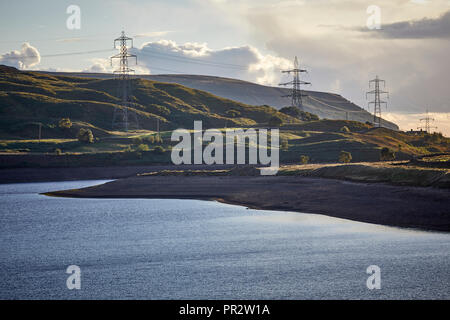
[
  {"left": 366, "top": 75, "right": 389, "bottom": 127},
  {"left": 279, "top": 56, "right": 310, "bottom": 111},
  {"left": 418, "top": 109, "right": 437, "bottom": 133},
  {"left": 111, "top": 31, "right": 139, "bottom": 131}
]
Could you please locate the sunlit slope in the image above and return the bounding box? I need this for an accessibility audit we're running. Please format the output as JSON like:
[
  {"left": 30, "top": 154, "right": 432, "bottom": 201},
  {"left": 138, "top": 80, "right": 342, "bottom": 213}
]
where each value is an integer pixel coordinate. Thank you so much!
[
  {"left": 43, "top": 71, "right": 398, "bottom": 130},
  {"left": 0, "top": 65, "right": 298, "bottom": 138}
]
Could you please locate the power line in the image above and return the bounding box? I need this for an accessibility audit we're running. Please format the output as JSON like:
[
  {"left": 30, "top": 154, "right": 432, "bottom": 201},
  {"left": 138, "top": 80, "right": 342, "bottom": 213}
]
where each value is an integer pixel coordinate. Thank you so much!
[
  {"left": 279, "top": 56, "right": 310, "bottom": 110},
  {"left": 110, "top": 31, "right": 139, "bottom": 132},
  {"left": 134, "top": 48, "right": 250, "bottom": 70},
  {"left": 1, "top": 49, "right": 114, "bottom": 60},
  {"left": 366, "top": 75, "right": 389, "bottom": 128},
  {"left": 418, "top": 109, "right": 437, "bottom": 133}
]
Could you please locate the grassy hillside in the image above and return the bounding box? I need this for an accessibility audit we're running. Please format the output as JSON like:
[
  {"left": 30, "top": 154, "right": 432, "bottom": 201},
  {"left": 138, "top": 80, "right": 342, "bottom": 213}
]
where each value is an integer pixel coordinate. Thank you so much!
[
  {"left": 1, "top": 65, "right": 448, "bottom": 168},
  {"left": 43, "top": 71, "right": 399, "bottom": 130},
  {"left": 0, "top": 65, "right": 298, "bottom": 139}
]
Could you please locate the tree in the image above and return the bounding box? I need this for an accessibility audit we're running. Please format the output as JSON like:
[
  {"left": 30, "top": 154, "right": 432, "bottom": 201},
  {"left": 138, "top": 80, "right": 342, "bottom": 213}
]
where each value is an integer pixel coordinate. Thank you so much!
[
  {"left": 339, "top": 151, "right": 352, "bottom": 163},
  {"left": 268, "top": 115, "right": 283, "bottom": 127},
  {"left": 300, "top": 155, "right": 309, "bottom": 164},
  {"left": 280, "top": 139, "right": 289, "bottom": 151},
  {"left": 226, "top": 109, "right": 241, "bottom": 118},
  {"left": 380, "top": 147, "right": 395, "bottom": 161},
  {"left": 153, "top": 145, "right": 165, "bottom": 154},
  {"left": 136, "top": 144, "right": 150, "bottom": 152},
  {"left": 279, "top": 107, "right": 319, "bottom": 122},
  {"left": 58, "top": 118, "right": 72, "bottom": 129},
  {"left": 77, "top": 128, "right": 94, "bottom": 144},
  {"left": 146, "top": 135, "right": 155, "bottom": 144},
  {"left": 299, "top": 111, "right": 319, "bottom": 121},
  {"left": 280, "top": 106, "right": 301, "bottom": 118}
]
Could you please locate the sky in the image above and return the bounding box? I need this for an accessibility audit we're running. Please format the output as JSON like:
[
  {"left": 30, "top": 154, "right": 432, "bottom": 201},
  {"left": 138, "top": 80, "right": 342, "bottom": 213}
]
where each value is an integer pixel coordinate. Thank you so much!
[{"left": 0, "top": 0, "right": 449, "bottom": 135}]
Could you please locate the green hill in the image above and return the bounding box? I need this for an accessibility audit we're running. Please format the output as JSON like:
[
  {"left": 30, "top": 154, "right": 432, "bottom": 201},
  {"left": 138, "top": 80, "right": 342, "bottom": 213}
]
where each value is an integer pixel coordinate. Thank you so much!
[
  {"left": 44, "top": 71, "right": 399, "bottom": 130},
  {"left": 0, "top": 65, "right": 298, "bottom": 139},
  {"left": 1, "top": 65, "right": 448, "bottom": 168}
]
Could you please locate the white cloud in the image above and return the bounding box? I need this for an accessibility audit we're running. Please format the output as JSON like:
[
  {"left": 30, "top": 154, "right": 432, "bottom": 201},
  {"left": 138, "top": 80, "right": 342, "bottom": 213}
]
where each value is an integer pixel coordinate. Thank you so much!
[
  {"left": 129, "top": 39, "right": 291, "bottom": 85},
  {"left": 84, "top": 57, "right": 149, "bottom": 75},
  {"left": 0, "top": 43, "right": 40, "bottom": 69}
]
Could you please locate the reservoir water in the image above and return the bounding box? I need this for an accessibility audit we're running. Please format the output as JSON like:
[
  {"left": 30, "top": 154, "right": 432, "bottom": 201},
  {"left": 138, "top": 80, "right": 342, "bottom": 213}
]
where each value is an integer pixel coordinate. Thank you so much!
[{"left": 0, "top": 180, "right": 449, "bottom": 299}]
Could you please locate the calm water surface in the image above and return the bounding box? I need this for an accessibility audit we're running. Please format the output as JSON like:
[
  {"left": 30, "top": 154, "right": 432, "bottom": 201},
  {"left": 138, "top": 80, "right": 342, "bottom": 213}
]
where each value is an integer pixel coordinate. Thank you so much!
[{"left": 0, "top": 180, "right": 449, "bottom": 299}]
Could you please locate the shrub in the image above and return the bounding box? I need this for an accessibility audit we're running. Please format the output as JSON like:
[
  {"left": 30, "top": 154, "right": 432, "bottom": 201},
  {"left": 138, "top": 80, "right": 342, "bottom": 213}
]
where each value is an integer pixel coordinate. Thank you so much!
[
  {"left": 226, "top": 109, "right": 241, "bottom": 118},
  {"left": 300, "top": 155, "right": 309, "bottom": 164},
  {"left": 123, "top": 145, "right": 132, "bottom": 153},
  {"left": 133, "top": 137, "right": 143, "bottom": 145},
  {"left": 146, "top": 135, "right": 155, "bottom": 144},
  {"left": 380, "top": 147, "right": 396, "bottom": 161},
  {"left": 153, "top": 145, "right": 165, "bottom": 154},
  {"left": 58, "top": 118, "right": 72, "bottom": 129},
  {"left": 280, "top": 106, "right": 301, "bottom": 118},
  {"left": 279, "top": 107, "right": 319, "bottom": 122},
  {"left": 136, "top": 144, "right": 150, "bottom": 152},
  {"left": 268, "top": 115, "right": 283, "bottom": 127},
  {"left": 280, "top": 139, "right": 289, "bottom": 151},
  {"left": 340, "top": 126, "right": 350, "bottom": 133},
  {"left": 299, "top": 111, "right": 319, "bottom": 121},
  {"left": 77, "top": 128, "right": 94, "bottom": 144},
  {"left": 339, "top": 151, "right": 352, "bottom": 163},
  {"left": 155, "top": 135, "right": 163, "bottom": 144}
]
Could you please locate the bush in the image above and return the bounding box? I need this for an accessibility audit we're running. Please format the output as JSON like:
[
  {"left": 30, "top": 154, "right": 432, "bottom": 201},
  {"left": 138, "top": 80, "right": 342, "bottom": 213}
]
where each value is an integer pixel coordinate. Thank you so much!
[
  {"left": 155, "top": 135, "right": 163, "bottom": 144},
  {"left": 58, "top": 118, "right": 72, "bottom": 129},
  {"left": 268, "top": 115, "right": 283, "bottom": 127},
  {"left": 133, "top": 137, "right": 143, "bottom": 145},
  {"left": 77, "top": 128, "right": 94, "bottom": 144},
  {"left": 300, "top": 155, "right": 309, "bottom": 164},
  {"left": 340, "top": 126, "right": 350, "bottom": 133},
  {"left": 146, "top": 135, "right": 155, "bottom": 144},
  {"left": 280, "top": 106, "right": 301, "bottom": 118},
  {"left": 339, "top": 151, "right": 352, "bottom": 163},
  {"left": 226, "top": 109, "right": 241, "bottom": 118},
  {"left": 380, "top": 147, "right": 396, "bottom": 161},
  {"left": 299, "top": 111, "right": 319, "bottom": 121},
  {"left": 279, "top": 107, "right": 319, "bottom": 122},
  {"left": 280, "top": 139, "right": 289, "bottom": 151},
  {"left": 136, "top": 144, "right": 150, "bottom": 152},
  {"left": 153, "top": 145, "right": 165, "bottom": 154}
]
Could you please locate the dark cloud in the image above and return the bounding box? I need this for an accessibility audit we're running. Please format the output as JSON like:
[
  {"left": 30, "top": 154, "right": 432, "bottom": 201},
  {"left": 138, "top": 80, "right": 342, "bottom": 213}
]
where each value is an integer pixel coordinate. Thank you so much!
[{"left": 360, "top": 10, "right": 450, "bottom": 39}]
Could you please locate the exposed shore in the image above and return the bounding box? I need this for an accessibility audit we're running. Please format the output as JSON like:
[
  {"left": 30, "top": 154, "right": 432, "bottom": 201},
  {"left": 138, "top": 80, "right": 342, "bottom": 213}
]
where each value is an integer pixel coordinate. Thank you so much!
[
  {"left": 46, "top": 174, "right": 450, "bottom": 232},
  {"left": 0, "top": 164, "right": 234, "bottom": 184}
]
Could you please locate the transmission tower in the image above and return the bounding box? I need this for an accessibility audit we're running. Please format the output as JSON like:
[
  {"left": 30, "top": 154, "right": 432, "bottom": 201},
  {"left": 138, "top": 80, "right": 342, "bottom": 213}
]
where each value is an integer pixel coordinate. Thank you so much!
[
  {"left": 279, "top": 56, "right": 310, "bottom": 111},
  {"left": 111, "top": 31, "right": 139, "bottom": 131},
  {"left": 366, "top": 75, "right": 389, "bottom": 127},
  {"left": 418, "top": 109, "right": 437, "bottom": 133}
]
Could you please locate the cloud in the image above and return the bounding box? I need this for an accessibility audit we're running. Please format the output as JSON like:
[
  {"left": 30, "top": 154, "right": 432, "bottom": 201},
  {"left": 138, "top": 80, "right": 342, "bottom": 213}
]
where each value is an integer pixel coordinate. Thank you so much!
[
  {"left": 134, "top": 31, "right": 173, "bottom": 38},
  {"left": 243, "top": 4, "right": 450, "bottom": 114},
  {"left": 129, "top": 39, "right": 291, "bottom": 85},
  {"left": 83, "top": 62, "right": 110, "bottom": 73},
  {"left": 84, "top": 57, "right": 149, "bottom": 75},
  {"left": 357, "top": 10, "right": 450, "bottom": 39},
  {"left": 0, "top": 43, "right": 40, "bottom": 69}
]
